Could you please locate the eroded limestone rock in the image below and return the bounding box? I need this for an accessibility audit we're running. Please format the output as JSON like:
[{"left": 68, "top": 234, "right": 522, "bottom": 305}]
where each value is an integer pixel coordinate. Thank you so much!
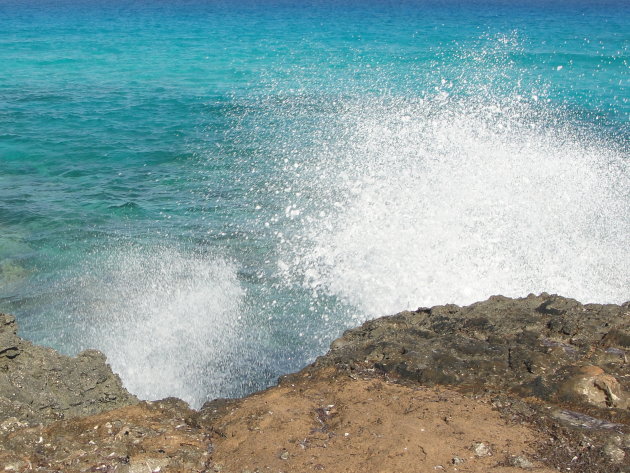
[
  {"left": 559, "top": 365, "right": 629, "bottom": 409},
  {"left": 312, "top": 294, "right": 630, "bottom": 418},
  {"left": 0, "top": 313, "right": 137, "bottom": 426}
]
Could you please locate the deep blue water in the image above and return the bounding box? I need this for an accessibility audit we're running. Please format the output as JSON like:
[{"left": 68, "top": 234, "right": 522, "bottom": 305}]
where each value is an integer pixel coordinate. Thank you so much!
[{"left": 1, "top": 0, "right": 628, "bottom": 406}]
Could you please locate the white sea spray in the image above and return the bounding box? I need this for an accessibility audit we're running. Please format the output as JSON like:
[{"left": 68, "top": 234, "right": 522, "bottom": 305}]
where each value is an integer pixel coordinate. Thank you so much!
[
  {"left": 275, "top": 95, "right": 628, "bottom": 317},
  {"left": 72, "top": 246, "right": 245, "bottom": 408}
]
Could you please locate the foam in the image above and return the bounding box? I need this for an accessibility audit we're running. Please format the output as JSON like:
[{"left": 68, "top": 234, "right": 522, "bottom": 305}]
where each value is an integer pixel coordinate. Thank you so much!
[{"left": 276, "top": 95, "right": 629, "bottom": 318}]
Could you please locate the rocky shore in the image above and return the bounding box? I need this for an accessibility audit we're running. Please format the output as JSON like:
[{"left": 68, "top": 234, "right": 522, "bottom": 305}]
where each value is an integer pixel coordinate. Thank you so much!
[{"left": 0, "top": 294, "right": 628, "bottom": 472}]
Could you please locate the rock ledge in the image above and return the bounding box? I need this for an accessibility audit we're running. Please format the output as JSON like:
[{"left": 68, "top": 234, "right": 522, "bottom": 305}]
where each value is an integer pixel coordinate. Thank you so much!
[
  {"left": 1, "top": 294, "right": 629, "bottom": 472},
  {"left": 0, "top": 313, "right": 137, "bottom": 426}
]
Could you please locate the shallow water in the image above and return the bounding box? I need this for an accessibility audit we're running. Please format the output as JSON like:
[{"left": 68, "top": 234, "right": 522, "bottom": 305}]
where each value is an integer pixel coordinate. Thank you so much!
[{"left": 1, "top": 0, "right": 628, "bottom": 407}]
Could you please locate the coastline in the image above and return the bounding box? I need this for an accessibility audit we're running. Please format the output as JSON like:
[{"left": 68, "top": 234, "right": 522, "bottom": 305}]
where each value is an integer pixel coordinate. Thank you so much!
[{"left": 1, "top": 293, "right": 628, "bottom": 472}]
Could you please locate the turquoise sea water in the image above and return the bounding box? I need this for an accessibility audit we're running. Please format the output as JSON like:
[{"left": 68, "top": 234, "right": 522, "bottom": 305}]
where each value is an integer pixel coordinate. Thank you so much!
[{"left": 1, "top": 0, "right": 628, "bottom": 406}]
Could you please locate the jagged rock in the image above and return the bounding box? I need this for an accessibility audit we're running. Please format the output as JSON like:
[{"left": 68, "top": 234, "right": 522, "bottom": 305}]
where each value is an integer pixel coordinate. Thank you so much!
[
  {"left": 0, "top": 295, "right": 629, "bottom": 473},
  {"left": 559, "top": 365, "right": 628, "bottom": 409},
  {"left": 0, "top": 313, "right": 137, "bottom": 426},
  {"left": 0, "top": 398, "right": 210, "bottom": 472},
  {"left": 312, "top": 294, "right": 630, "bottom": 418},
  {"left": 0, "top": 314, "right": 20, "bottom": 359},
  {"left": 509, "top": 455, "right": 535, "bottom": 469},
  {"left": 471, "top": 441, "right": 492, "bottom": 457}
]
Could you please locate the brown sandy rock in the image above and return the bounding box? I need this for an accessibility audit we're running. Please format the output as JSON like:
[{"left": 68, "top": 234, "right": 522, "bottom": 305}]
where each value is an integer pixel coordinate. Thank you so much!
[
  {"left": 559, "top": 365, "right": 629, "bottom": 409},
  {"left": 199, "top": 369, "right": 557, "bottom": 473},
  {"left": 0, "top": 397, "right": 210, "bottom": 472},
  {"left": 0, "top": 369, "right": 561, "bottom": 473}
]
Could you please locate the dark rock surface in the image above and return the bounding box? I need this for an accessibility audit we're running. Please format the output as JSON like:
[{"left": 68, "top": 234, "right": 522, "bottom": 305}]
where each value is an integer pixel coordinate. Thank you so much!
[
  {"left": 0, "top": 313, "right": 137, "bottom": 426},
  {"left": 311, "top": 293, "right": 630, "bottom": 422},
  {"left": 0, "top": 294, "right": 629, "bottom": 472}
]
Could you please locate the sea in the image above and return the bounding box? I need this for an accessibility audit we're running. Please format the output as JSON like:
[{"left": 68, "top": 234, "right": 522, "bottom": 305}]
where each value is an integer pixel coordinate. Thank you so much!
[{"left": 0, "top": 0, "right": 628, "bottom": 407}]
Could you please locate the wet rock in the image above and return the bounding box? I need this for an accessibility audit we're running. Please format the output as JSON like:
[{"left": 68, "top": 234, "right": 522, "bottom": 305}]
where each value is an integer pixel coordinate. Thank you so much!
[
  {"left": 0, "top": 313, "right": 137, "bottom": 426},
  {"left": 0, "top": 314, "right": 20, "bottom": 359},
  {"left": 536, "top": 296, "right": 581, "bottom": 316},
  {"left": 312, "top": 294, "right": 630, "bottom": 414}
]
